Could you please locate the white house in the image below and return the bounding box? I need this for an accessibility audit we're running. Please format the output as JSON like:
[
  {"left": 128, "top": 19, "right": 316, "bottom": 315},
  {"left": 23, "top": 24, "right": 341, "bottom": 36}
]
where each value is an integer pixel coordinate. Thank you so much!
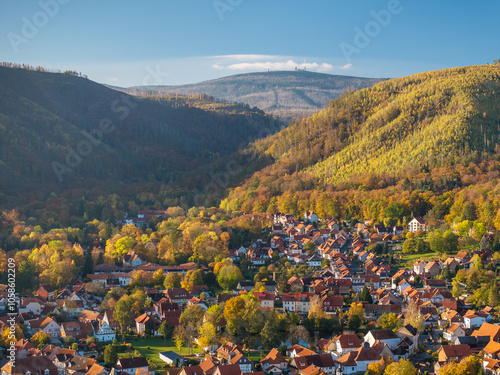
[
  {"left": 19, "top": 298, "right": 44, "bottom": 315},
  {"left": 463, "top": 310, "right": 491, "bottom": 328},
  {"left": 335, "top": 334, "right": 362, "bottom": 355},
  {"left": 304, "top": 211, "right": 318, "bottom": 223},
  {"left": 413, "top": 259, "right": 427, "bottom": 275},
  {"left": 93, "top": 321, "right": 116, "bottom": 342},
  {"left": 307, "top": 254, "right": 322, "bottom": 267},
  {"left": 364, "top": 330, "right": 400, "bottom": 350},
  {"left": 398, "top": 280, "right": 411, "bottom": 293},
  {"left": 443, "top": 323, "right": 466, "bottom": 342},
  {"left": 408, "top": 217, "right": 427, "bottom": 233}
]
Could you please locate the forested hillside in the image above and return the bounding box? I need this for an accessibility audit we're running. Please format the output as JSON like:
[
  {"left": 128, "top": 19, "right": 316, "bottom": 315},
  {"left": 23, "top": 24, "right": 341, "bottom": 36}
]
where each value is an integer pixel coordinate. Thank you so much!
[
  {"left": 126, "top": 70, "right": 385, "bottom": 120},
  {"left": 0, "top": 66, "right": 281, "bottom": 207},
  {"left": 221, "top": 64, "right": 500, "bottom": 228}
]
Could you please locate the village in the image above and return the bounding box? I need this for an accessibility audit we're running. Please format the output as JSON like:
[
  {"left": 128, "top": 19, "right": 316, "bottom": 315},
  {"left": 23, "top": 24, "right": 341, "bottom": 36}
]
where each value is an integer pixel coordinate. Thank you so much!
[{"left": 2, "top": 210, "right": 498, "bottom": 375}]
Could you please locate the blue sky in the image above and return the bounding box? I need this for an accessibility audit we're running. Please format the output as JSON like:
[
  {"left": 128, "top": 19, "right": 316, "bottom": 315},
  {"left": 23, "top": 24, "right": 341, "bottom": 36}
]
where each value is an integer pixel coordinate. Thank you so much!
[{"left": 0, "top": 0, "right": 499, "bottom": 86}]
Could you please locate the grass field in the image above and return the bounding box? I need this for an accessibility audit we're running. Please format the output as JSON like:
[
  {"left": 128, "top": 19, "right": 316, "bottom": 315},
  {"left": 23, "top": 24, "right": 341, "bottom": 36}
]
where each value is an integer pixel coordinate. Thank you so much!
[{"left": 118, "top": 338, "right": 201, "bottom": 368}]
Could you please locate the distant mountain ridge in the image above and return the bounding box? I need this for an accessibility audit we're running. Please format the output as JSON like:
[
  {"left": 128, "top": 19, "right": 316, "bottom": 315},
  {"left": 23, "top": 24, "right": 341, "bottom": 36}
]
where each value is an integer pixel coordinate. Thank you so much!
[{"left": 123, "top": 70, "right": 386, "bottom": 120}]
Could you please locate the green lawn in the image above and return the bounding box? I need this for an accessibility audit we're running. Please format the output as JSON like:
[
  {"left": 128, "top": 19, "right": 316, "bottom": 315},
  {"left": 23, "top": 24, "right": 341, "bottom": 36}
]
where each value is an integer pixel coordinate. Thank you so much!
[{"left": 118, "top": 338, "right": 201, "bottom": 368}]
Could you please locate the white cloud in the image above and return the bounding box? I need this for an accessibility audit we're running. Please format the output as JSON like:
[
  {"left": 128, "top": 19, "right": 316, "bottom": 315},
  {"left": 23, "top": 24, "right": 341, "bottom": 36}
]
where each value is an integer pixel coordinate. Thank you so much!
[
  {"left": 212, "top": 54, "right": 281, "bottom": 61},
  {"left": 214, "top": 59, "right": 337, "bottom": 73},
  {"left": 108, "top": 77, "right": 119, "bottom": 82},
  {"left": 209, "top": 55, "right": 353, "bottom": 73}
]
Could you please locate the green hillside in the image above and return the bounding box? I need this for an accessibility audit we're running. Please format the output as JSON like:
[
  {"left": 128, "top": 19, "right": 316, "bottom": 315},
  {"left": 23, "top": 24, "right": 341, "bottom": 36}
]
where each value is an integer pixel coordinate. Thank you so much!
[
  {"left": 221, "top": 64, "right": 500, "bottom": 218},
  {"left": 125, "top": 70, "right": 385, "bottom": 120}
]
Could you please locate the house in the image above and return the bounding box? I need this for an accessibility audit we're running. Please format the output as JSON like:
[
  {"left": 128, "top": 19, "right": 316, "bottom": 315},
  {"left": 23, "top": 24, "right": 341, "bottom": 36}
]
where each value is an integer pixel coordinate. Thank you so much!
[
  {"left": 463, "top": 309, "right": 491, "bottom": 328},
  {"left": 123, "top": 251, "right": 148, "bottom": 267},
  {"left": 36, "top": 285, "right": 55, "bottom": 301},
  {"left": 436, "top": 344, "right": 472, "bottom": 368},
  {"left": 261, "top": 348, "right": 289, "bottom": 372},
  {"left": 254, "top": 292, "right": 275, "bottom": 310},
  {"left": 92, "top": 320, "right": 116, "bottom": 342},
  {"left": 443, "top": 257, "right": 460, "bottom": 273},
  {"left": 441, "top": 309, "right": 463, "bottom": 325},
  {"left": 115, "top": 356, "right": 149, "bottom": 374},
  {"left": 395, "top": 324, "right": 419, "bottom": 354},
  {"left": 443, "top": 323, "right": 466, "bottom": 342},
  {"left": 28, "top": 317, "right": 61, "bottom": 339},
  {"left": 455, "top": 251, "right": 471, "bottom": 264},
  {"left": 290, "top": 354, "right": 336, "bottom": 375},
  {"left": 213, "top": 364, "right": 243, "bottom": 375},
  {"left": 60, "top": 321, "right": 93, "bottom": 340},
  {"left": 397, "top": 279, "right": 410, "bottom": 293},
  {"left": 1, "top": 356, "right": 58, "bottom": 375},
  {"left": 364, "top": 330, "right": 400, "bottom": 350},
  {"left": 304, "top": 211, "right": 318, "bottom": 223},
  {"left": 287, "top": 345, "right": 315, "bottom": 358},
  {"left": 316, "top": 339, "right": 335, "bottom": 354},
  {"left": 135, "top": 313, "right": 161, "bottom": 336},
  {"left": 483, "top": 340, "right": 500, "bottom": 360},
  {"left": 472, "top": 322, "right": 500, "bottom": 342},
  {"left": 217, "top": 342, "right": 244, "bottom": 360},
  {"left": 424, "top": 261, "right": 441, "bottom": 277},
  {"left": 307, "top": 255, "right": 322, "bottom": 267},
  {"left": 334, "top": 334, "right": 362, "bottom": 356},
  {"left": 321, "top": 295, "right": 343, "bottom": 313},
  {"left": 334, "top": 342, "right": 392, "bottom": 375},
  {"left": 408, "top": 217, "right": 427, "bottom": 233},
  {"left": 164, "top": 288, "right": 191, "bottom": 307},
  {"left": 14, "top": 339, "right": 35, "bottom": 359},
  {"left": 413, "top": 260, "right": 426, "bottom": 275},
  {"left": 229, "top": 350, "right": 253, "bottom": 373},
  {"left": 19, "top": 297, "right": 45, "bottom": 315},
  {"left": 159, "top": 351, "right": 185, "bottom": 365}
]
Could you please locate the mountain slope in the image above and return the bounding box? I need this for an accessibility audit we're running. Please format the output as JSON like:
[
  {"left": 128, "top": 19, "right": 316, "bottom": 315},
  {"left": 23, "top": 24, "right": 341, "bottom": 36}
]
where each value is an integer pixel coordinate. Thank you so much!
[
  {"left": 221, "top": 64, "right": 500, "bottom": 215},
  {"left": 0, "top": 67, "right": 280, "bottom": 206},
  {"left": 125, "top": 70, "right": 385, "bottom": 120}
]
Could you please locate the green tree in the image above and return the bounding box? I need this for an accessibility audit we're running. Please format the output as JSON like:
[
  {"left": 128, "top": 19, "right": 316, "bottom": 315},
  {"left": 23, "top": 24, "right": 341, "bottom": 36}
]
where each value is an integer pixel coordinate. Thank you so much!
[
  {"left": 359, "top": 285, "right": 373, "bottom": 304},
  {"left": 404, "top": 300, "right": 424, "bottom": 332},
  {"left": 443, "top": 230, "right": 458, "bottom": 253},
  {"left": 489, "top": 284, "right": 500, "bottom": 306},
  {"left": 158, "top": 321, "right": 173, "bottom": 344},
  {"left": 164, "top": 272, "right": 182, "bottom": 289},
  {"left": 383, "top": 358, "right": 416, "bottom": 375},
  {"left": 402, "top": 238, "right": 417, "bottom": 254},
  {"left": 261, "top": 312, "right": 281, "bottom": 350},
  {"left": 180, "top": 305, "right": 205, "bottom": 328},
  {"left": 377, "top": 313, "right": 402, "bottom": 331},
  {"left": 104, "top": 344, "right": 117, "bottom": 367},
  {"left": 198, "top": 322, "right": 217, "bottom": 350},
  {"left": 217, "top": 264, "right": 244, "bottom": 291},
  {"left": 82, "top": 248, "right": 93, "bottom": 277},
  {"left": 462, "top": 201, "right": 477, "bottom": 221},
  {"left": 113, "top": 295, "right": 133, "bottom": 333},
  {"left": 31, "top": 330, "right": 51, "bottom": 349}
]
